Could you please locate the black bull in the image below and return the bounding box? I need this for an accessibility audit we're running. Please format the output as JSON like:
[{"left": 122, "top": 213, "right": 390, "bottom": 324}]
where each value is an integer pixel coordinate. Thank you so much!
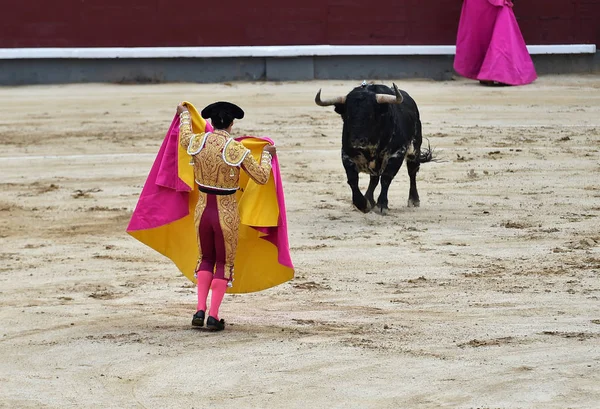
[{"left": 315, "top": 83, "right": 432, "bottom": 214}]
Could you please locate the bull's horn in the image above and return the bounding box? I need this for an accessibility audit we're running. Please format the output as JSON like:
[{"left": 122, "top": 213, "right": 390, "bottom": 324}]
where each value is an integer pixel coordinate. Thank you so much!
[
  {"left": 315, "top": 89, "right": 346, "bottom": 106},
  {"left": 375, "top": 83, "right": 404, "bottom": 104}
]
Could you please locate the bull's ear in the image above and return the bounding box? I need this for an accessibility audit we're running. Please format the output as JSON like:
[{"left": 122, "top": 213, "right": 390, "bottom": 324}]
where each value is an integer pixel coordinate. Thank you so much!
[{"left": 334, "top": 103, "right": 346, "bottom": 115}]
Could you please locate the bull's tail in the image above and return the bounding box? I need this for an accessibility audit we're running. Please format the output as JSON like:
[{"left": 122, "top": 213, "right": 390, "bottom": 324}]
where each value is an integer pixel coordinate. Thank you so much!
[
  {"left": 406, "top": 138, "right": 435, "bottom": 163},
  {"left": 419, "top": 139, "right": 434, "bottom": 163}
]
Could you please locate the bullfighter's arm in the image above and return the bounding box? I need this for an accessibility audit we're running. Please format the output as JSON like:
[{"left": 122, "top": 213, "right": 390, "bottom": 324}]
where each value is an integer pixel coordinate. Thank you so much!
[
  {"left": 241, "top": 149, "right": 272, "bottom": 185},
  {"left": 178, "top": 111, "right": 195, "bottom": 149}
]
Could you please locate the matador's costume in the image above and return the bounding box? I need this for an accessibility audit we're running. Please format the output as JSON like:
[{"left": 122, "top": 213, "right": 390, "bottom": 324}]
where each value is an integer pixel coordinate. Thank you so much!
[
  {"left": 178, "top": 103, "right": 273, "bottom": 283},
  {"left": 126, "top": 100, "right": 293, "bottom": 331}
]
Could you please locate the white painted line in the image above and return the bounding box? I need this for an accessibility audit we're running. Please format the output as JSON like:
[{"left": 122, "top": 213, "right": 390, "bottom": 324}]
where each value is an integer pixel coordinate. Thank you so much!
[
  {"left": 527, "top": 44, "right": 597, "bottom": 54},
  {"left": 0, "top": 153, "right": 156, "bottom": 161},
  {"left": 0, "top": 151, "right": 336, "bottom": 162},
  {"left": 0, "top": 44, "right": 596, "bottom": 59},
  {"left": 1, "top": 136, "right": 597, "bottom": 163}
]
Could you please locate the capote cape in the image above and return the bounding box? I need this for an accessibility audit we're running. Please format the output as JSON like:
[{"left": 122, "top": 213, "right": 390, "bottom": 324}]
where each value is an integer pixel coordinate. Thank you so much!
[{"left": 126, "top": 102, "right": 294, "bottom": 293}]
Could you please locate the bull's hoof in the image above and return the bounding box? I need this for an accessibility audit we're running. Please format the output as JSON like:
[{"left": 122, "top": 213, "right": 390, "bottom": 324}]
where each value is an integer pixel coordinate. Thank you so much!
[
  {"left": 366, "top": 197, "right": 376, "bottom": 210},
  {"left": 407, "top": 199, "right": 420, "bottom": 208},
  {"left": 353, "top": 196, "right": 370, "bottom": 213},
  {"left": 355, "top": 205, "right": 371, "bottom": 214},
  {"left": 375, "top": 201, "right": 389, "bottom": 215}
]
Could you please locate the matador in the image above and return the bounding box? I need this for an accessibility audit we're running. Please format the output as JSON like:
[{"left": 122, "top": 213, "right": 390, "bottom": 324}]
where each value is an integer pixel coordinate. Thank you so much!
[{"left": 178, "top": 101, "right": 275, "bottom": 331}]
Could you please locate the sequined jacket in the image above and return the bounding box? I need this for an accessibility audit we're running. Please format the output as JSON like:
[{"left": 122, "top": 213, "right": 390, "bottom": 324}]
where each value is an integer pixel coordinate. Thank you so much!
[{"left": 178, "top": 112, "right": 272, "bottom": 192}]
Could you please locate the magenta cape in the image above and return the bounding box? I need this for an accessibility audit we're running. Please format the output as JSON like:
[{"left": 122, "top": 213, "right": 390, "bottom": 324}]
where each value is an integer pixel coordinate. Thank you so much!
[
  {"left": 454, "top": 0, "right": 537, "bottom": 86},
  {"left": 127, "top": 111, "right": 294, "bottom": 293}
]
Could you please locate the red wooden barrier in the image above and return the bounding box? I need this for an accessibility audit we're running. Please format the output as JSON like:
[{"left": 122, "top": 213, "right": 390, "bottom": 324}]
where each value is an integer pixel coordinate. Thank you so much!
[{"left": 1, "top": 0, "right": 598, "bottom": 48}]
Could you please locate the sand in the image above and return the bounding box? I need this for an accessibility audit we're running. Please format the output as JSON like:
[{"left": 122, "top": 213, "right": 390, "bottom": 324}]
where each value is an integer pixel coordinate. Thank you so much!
[{"left": 0, "top": 76, "right": 599, "bottom": 409}]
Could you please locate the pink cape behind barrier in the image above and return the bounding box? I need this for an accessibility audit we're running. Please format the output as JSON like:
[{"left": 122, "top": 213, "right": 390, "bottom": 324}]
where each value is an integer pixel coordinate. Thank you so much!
[{"left": 454, "top": 0, "right": 537, "bottom": 86}]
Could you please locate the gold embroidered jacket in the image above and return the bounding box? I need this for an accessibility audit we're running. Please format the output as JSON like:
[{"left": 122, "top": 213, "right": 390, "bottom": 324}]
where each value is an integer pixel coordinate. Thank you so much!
[{"left": 178, "top": 112, "right": 272, "bottom": 191}]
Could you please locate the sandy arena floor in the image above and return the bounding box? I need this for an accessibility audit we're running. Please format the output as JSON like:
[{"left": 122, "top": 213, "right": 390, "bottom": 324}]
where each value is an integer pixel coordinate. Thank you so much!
[{"left": 1, "top": 76, "right": 599, "bottom": 408}]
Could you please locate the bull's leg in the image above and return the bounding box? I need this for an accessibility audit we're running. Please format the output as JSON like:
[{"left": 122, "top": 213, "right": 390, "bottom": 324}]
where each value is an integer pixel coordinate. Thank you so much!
[
  {"left": 342, "top": 151, "right": 369, "bottom": 213},
  {"left": 406, "top": 159, "right": 421, "bottom": 207},
  {"left": 377, "top": 155, "right": 404, "bottom": 215},
  {"left": 364, "top": 176, "right": 379, "bottom": 210},
  {"left": 407, "top": 121, "right": 423, "bottom": 207}
]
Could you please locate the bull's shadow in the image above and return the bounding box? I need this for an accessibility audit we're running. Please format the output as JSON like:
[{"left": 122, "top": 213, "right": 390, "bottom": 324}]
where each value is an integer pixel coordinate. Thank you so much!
[{"left": 316, "top": 82, "right": 433, "bottom": 215}]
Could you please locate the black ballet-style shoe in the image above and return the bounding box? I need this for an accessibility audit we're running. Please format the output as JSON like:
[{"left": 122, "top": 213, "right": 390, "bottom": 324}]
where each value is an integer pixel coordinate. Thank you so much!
[
  {"left": 206, "top": 316, "right": 225, "bottom": 331},
  {"left": 479, "top": 80, "right": 509, "bottom": 87},
  {"left": 192, "top": 310, "right": 205, "bottom": 327}
]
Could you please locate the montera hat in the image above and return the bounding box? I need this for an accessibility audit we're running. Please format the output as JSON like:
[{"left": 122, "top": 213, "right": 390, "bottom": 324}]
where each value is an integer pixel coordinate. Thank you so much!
[{"left": 201, "top": 101, "right": 245, "bottom": 121}]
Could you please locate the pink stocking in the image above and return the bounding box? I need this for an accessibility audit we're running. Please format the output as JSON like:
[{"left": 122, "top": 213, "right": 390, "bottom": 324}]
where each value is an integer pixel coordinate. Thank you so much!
[
  {"left": 196, "top": 270, "right": 213, "bottom": 312},
  {"left": 209, "top": 278, "right": 228, "bottom": 320}
]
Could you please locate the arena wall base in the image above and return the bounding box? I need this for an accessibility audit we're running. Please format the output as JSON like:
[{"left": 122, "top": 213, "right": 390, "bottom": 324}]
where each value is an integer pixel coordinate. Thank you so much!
[{"left": 0, "top": 51, "right": 597, "bottom": 85}]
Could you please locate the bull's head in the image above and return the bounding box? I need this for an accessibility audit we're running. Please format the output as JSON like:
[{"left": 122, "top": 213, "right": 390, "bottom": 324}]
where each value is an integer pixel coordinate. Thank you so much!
[
  {"left": 315, "top": 83, "right": 404, "bottom": 148},
  {"left": 315, "top": 82, "right": 403, "bottom": 108}
]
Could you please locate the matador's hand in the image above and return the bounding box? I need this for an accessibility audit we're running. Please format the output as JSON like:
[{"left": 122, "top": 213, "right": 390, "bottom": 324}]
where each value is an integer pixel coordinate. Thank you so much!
[
  {"left": 176, "top": 104, "right": 189, "bottom": 115},
  {"left": 264, "top": 145, "right": 277, "bottom": 157}
]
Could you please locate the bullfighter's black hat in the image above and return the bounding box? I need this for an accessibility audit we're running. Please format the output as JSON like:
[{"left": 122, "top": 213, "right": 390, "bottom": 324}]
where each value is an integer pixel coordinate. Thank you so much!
[{"left": 201, "top": 101, "right": 244, "bottom": 130}]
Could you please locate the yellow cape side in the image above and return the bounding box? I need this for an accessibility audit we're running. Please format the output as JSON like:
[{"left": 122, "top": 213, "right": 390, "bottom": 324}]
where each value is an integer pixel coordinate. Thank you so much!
[
  {"left": 230, "top": 138, "right": 293, "bottom": 293},
  {"left": 128, "top": 187, "right": 199, "bottom": 282}
]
